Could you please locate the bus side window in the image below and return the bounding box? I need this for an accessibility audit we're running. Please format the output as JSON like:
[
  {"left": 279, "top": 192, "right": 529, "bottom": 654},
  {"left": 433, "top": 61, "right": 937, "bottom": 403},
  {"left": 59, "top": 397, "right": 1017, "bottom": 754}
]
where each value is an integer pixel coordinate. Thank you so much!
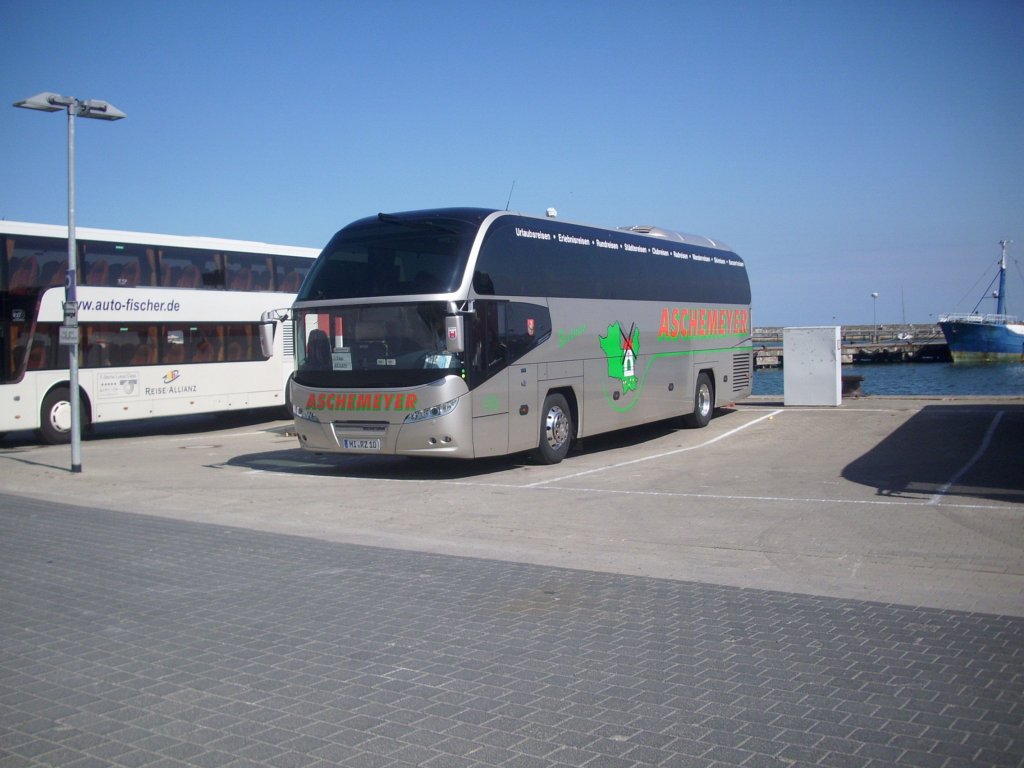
[
  {"left": 506, "top": 302, "right": 551, "bottom": 361},
  {"left": 228, "top": 268, "right": 252, "bottom": 291},
  {"left": 159, "top": 248, "right": 219, "bottom": 290},
  {"left": 9, "top": 255, "right": 39, "bottom": 292},
  {"left": 160, "top": 263, "right": 177, "bottom": 286},
  {"left": 8, "top": 237, "right": 67, "bottom": 293},
  {"left": 118, "top": 260, "right": 141, "bottom": 287},
  {"left": 27, "top": 342, "right": 47, "bottom": 370},
  {"left": 251, "top": 268, "right": 270, "bottom": 290},
  {"left": 177, "top": 264, "right": 202, "bottom": 288},
  {"left": 164, "top": 342, "right": 186, "bottom": 365},
  {"left": 11, "top": 344, "right": 26, "bottom": 376},
  {"left": 204, "top": 253, "right": 225, "bottom": 289},
  {"left": 86, "top": 260, "right": 109, "bottom": 286},
  {"left": 279, "top": 270, "right": 302, "bottom": 293},
  {"left": 192, "top": 340, "right": 213, "bottom": 362},
  {"left": 226, "top": 253, "right": 266, "bottom": 292},
  {"left": 130, "top": 344, "right": 153, "bottom": 366},
  {"left": 275, "top": 255, "right": 311, "bottom": 293},
  {"left": 41, "top": 260, "right": 66, "bottom": 287},
  {"left": 470, "top": 301, "right": 506, "bottom": 377},
  {"left": 112, "top": 338, "right": 134, "bottom": 366},
  {"left": 224, "top": 324, "right": 259, "bottom": 361},
  {"left": 85, "top": 342, "right": 111, "bottom": 367},
  {"left": 191, "top": 325, "right": 222, "bottom": 362}
]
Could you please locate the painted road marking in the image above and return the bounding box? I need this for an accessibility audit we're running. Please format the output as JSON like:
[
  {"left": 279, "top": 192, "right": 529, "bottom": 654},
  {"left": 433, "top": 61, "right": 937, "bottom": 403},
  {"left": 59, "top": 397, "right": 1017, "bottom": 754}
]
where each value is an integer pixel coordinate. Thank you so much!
[
  {"left": 929, "top": 410, "right": 1003, "bottom": 505},
  {"left": 524, "top": 409, "right": 784, "bottom": 488}
]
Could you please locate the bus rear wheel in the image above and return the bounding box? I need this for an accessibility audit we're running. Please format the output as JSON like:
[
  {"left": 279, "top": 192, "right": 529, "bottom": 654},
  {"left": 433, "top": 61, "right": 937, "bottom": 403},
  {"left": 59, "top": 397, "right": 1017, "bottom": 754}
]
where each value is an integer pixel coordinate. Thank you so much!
[
  {"left": 683, "top": 372, "right": 714, "bottom": 428},
  {"left": 534, "top": 393, "right": 573, "bottom": 464},
  {"left": 39, "top": 386, "right": 88, "bottom": 445}
]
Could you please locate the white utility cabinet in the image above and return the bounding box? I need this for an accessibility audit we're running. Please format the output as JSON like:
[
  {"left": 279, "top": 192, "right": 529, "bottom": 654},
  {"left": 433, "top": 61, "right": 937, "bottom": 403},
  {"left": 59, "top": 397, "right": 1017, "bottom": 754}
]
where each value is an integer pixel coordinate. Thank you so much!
[{"left": 783, "top": 326, "right": 841, "bottom": 406}]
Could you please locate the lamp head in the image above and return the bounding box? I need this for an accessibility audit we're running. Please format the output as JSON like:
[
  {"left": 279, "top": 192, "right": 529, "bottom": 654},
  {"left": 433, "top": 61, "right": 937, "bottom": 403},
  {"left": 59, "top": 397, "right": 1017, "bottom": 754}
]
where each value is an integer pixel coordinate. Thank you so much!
[
  {"left": 13, "top": 92, "right": 69, "bottom": 112},
  {"left": 13, "top": 92, "right": 125, "bottom": 121},
  {"left": 80, "top": 99, "right": 126, "bottom": 121}
]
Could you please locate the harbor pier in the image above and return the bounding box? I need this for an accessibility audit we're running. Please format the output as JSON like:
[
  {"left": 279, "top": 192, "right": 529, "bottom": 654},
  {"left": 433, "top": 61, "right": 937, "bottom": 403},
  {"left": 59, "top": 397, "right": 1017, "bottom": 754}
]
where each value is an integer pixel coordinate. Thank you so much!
[{"left": 754, "top": 323, "right": 951, "bottom": 368}]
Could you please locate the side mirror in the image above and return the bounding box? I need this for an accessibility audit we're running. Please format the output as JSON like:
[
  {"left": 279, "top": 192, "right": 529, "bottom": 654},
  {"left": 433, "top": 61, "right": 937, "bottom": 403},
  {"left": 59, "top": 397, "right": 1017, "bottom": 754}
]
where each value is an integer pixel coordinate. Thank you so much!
[
  {"left": 259, "top": 309, "right": 285, "bottom": 357},
  {"left": 445, "top": 314, "right": 464, "bottom": 353}
]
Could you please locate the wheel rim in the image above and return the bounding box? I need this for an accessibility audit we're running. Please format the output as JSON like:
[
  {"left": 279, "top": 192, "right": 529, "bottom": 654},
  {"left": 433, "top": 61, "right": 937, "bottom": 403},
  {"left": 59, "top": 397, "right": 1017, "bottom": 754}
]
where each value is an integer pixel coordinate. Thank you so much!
[
  {"left": 697, "top": 384, "right": 712, "bottom": 419},
  {"left": 48, "top": 400, "right": 72, "bottom": 434},
  {"left": 543, "top": 405, "right": 570, "bottom": 452}
]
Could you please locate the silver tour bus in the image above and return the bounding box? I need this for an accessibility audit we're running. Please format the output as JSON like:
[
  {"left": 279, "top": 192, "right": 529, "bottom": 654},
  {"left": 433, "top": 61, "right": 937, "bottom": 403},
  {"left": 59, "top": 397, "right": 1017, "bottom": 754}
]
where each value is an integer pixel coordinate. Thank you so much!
[{"left": 275, "top": 208, "right": 752, "bottom": 463}]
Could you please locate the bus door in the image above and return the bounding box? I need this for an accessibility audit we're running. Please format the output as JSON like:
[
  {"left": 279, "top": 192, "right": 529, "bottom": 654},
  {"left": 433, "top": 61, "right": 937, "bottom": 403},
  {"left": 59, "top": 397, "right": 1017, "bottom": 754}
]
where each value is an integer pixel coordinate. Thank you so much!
[
  {"left": 468, "top": 301, "right": 545, "bottom": 457},
  {"left": 468, "top": 301, "right": 509, "bottom": 457}
]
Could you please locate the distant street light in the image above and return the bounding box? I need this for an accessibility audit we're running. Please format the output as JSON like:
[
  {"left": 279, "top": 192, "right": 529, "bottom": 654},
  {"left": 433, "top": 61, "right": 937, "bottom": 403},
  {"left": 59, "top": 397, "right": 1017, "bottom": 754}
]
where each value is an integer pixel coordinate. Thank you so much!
[
  {"left": 13, "top": 92, "right": 126, "bottom": 473},
  {"left": 871, "top": 292, "right": 879, "bottom": 343}
]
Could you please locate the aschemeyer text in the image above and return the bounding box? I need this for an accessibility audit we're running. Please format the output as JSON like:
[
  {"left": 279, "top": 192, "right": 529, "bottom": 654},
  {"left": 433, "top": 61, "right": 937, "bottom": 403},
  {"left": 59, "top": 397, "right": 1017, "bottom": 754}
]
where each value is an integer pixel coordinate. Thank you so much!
[
  {"left": 305, "top": 392, "right": 419, "bottom": 411},
  {"left": 657, "top": 307, "right": 749, "bottom": 339}
]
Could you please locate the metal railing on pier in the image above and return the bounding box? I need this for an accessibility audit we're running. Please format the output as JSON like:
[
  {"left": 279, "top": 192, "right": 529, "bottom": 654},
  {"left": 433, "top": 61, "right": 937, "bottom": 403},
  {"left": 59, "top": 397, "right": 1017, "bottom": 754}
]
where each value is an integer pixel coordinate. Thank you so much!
[{"left": 753, "top": 324, "right": 950, "bottom": 368}]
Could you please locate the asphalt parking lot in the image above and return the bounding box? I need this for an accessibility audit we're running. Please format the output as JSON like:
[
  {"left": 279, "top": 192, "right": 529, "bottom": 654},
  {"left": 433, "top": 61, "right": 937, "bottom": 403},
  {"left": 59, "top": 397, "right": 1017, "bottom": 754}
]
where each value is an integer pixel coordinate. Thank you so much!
[
  {"left": 1, "top": 397, "right": 1022, "bottom": 768},
  {"left": 1, "top": 397, "right": 1022, "bottom": 615}
]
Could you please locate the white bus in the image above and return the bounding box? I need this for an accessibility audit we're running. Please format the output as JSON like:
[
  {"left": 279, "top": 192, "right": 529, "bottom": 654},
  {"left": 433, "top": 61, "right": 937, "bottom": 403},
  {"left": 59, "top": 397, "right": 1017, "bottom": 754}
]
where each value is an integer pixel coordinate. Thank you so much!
[
  {"left": 278, "top": 208, "right": 752, "bottom": 463},
  {"left": 1, "top": 221, "right": 318, "bottom": 443}
]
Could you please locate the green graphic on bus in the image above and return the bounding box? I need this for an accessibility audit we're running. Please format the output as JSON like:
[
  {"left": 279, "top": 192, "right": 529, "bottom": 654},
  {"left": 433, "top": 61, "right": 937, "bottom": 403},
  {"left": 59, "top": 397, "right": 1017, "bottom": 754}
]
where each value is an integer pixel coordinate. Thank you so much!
[{"left": 599, "top": 322, "right": 640, "bottom": 392}]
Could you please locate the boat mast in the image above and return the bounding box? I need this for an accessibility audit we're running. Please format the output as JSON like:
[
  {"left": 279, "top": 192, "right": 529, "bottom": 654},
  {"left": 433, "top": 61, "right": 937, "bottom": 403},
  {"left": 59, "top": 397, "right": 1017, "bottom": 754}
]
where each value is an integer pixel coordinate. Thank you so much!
[{"left": 996, "top": 239, "right": 1009, "bottom": 316}]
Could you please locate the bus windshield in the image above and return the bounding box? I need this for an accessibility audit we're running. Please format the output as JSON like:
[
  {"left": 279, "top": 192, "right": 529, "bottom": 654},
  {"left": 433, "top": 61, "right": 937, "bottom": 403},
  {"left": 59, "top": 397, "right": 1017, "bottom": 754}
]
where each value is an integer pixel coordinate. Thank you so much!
[
  {"left": 296, "top": 213, "right": 483, "bottom": 301},
  {"left": 294, "top": 302, "right": 463, "bottom": 388}
]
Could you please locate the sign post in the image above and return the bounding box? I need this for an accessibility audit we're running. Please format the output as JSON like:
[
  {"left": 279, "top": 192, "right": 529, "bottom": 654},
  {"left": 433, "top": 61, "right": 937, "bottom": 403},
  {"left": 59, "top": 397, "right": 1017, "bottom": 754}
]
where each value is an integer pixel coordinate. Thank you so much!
[{"left": 13, "top": 92, "right": 125, "bottom": 472}]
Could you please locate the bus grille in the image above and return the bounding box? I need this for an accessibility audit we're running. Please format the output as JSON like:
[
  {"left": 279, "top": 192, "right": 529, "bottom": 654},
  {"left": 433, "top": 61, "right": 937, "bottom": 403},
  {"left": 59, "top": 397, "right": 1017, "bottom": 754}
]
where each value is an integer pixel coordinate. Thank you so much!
[
  {"left": 282, "top": 322, "right": 295, "bottom": 358},
  {"left": 732, "top": 352, "right": 752, "bottom": 392}
]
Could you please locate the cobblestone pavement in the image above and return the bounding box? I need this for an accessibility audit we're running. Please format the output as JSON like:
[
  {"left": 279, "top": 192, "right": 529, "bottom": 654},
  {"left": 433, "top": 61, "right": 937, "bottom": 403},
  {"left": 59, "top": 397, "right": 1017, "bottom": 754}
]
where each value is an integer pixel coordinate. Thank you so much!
[{"left": 2, "top": 493, "right": 1022, "bottom": 768}]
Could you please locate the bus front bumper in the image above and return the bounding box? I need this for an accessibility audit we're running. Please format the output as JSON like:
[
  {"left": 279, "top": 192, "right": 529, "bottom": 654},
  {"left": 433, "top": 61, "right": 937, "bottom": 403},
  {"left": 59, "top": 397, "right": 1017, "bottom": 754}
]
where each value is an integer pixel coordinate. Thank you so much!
[{"left": 292, "top": 401, "right": 474, "bottom": 458}]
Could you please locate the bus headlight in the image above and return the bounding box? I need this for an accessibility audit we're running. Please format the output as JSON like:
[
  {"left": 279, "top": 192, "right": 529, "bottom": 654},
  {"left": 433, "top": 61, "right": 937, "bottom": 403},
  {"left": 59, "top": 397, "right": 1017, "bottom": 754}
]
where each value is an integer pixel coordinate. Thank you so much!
[
  {"left": 293, "top": 403, "right": 321, "bottom": 423},
  {"left": 403, "top": 397, "right": 459, "bottom": 424}
]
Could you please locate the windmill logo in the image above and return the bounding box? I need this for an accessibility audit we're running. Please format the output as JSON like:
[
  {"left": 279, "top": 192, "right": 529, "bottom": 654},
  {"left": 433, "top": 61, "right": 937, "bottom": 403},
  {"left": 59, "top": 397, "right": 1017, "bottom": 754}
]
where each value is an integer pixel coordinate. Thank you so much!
[{"left": 599, "top": 321, "right": 640, "bottom": 392}]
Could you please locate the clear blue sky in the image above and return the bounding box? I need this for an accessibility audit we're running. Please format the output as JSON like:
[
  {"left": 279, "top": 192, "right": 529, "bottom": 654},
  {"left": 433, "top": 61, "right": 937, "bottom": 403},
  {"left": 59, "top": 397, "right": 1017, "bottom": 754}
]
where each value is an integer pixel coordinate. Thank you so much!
[{"left": 3, "top": 0, "right": 1022, "bottom": 326}]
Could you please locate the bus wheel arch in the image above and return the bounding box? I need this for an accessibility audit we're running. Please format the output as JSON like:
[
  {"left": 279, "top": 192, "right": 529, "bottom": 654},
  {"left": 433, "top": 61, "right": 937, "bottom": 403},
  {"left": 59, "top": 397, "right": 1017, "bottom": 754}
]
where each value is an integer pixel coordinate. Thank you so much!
[
  {"left": 533, "top": 388, "right": 576, "bottom": 464},
  {"left": 281, "top": 373, "right": 294, "bottom": 418},
  {"left": 39, "top": 384, "right": 92, "bottom": 445},
  {"left": 683, "top": 370, "right": 715, "bottom": 428}
]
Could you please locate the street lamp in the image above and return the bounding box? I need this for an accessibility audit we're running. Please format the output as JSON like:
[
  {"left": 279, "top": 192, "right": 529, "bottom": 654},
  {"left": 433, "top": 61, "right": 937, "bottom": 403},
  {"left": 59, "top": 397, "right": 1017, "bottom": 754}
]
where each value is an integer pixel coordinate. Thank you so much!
[
  {"left": 870, "top": 292, "right": 879, "bottom": 343},
  {"left": 13, "top": 92, "right": 126, "bottom": 473}
]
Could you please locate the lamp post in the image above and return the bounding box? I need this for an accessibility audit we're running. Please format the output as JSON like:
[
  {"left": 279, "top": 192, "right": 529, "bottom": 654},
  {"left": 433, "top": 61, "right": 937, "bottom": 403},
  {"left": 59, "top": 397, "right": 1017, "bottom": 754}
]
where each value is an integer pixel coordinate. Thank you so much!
[
  {"left": 870, "top": 292, "right": 879, "bottom": 343},
  {"left": 13, "top": 92, "right": 126, "bottom": 473}
]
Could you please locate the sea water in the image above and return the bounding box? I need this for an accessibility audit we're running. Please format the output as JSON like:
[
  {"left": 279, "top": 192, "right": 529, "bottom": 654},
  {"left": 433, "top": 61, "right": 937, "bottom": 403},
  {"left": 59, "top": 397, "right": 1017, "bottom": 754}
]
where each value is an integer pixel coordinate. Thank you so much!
[{"left": 752, "top": 363, "right": 1024, "bottom": 397}]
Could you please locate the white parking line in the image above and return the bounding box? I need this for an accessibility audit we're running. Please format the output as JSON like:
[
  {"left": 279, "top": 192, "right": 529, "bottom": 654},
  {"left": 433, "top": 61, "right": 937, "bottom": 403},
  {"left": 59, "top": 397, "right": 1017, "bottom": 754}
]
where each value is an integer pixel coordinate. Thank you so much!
[
  {"left": 167, "top": 429, "right": 290, "bottom": 443},
  {"left": 499, "top": 483, "right": 1004, "bottom": 510},
  {"left": 524, "top": 409, "right": 784, "bottom": 488},
  {"left": 929, "top": 410, "right": 1004, "bottom": 505}
]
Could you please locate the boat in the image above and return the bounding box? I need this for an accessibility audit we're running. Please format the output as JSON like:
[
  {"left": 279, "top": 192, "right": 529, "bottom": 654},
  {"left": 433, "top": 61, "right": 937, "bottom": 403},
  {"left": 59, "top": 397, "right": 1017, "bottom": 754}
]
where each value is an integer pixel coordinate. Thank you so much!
[{"left": 938, "top": 240, "right": 1024, "bottom": 363}]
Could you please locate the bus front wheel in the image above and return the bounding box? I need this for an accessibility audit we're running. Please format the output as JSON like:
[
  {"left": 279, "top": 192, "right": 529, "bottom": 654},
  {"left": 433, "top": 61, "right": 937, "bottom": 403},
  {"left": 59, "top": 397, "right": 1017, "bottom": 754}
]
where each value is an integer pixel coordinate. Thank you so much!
[
  {"left": 683, "top": 372, "right": 714, "bottom": 428},
  {"left": 39, "top": 387, "right": 87, "bottom": 445},
  {"left": 534, "top": 393, "right": 573, "bottom": 464}
]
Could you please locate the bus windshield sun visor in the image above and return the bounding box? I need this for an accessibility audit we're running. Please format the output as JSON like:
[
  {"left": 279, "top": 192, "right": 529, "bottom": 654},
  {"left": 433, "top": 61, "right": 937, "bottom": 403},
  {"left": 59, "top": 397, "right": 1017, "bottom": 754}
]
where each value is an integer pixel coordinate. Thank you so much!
[{"left": 376, "top": 212, "right": 464, "bottom": 234}]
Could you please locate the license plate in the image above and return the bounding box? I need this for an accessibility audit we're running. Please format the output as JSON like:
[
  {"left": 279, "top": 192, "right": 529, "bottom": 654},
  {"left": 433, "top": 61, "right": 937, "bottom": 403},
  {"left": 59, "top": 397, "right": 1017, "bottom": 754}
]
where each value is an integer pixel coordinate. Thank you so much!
[{"left": 343, "top": 438, "right": 381, "bottom": 450}]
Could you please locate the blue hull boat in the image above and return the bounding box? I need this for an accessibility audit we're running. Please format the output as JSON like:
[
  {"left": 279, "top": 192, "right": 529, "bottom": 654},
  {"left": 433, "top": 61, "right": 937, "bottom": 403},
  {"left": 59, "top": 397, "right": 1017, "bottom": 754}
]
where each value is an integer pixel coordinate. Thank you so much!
[
  {"left": 939, "top": 240, "right": 1023, "bottom": 363},
  {"left": 938, "top": 315, "right": 1024, "bottom": 363}
]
